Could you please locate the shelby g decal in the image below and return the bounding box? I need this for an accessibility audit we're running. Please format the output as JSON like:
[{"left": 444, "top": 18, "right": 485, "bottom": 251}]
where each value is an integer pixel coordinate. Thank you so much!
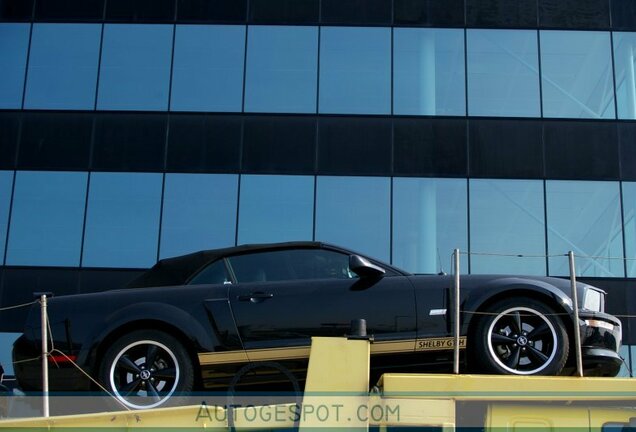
[{"left": 416, "top": 337, "right": 467, "bottom": 351}]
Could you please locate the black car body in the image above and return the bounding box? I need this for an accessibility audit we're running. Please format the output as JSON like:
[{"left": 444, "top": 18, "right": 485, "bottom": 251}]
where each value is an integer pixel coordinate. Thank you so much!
[{"left": 13, "top": 242, "right": 622, "bottom": 409}]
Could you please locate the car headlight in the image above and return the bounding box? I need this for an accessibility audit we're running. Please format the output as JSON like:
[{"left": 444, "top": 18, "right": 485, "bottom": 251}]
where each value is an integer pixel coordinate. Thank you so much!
[{"left": 582, "top": 286, "right": 604, "bottom": 312}]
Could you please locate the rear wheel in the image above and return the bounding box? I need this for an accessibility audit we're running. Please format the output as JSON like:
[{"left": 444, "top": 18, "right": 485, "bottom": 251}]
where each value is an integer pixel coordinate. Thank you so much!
[
  {"left": 471, "top": 298, "right": 569, "bottom": 375},
  {"left": 98, "top": 330, "right": 194, "bottom": 410}
]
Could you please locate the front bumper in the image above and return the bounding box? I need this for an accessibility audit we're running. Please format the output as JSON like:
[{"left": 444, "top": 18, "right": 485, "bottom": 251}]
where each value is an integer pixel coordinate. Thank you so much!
[{"left": 577, "top": 311, "right": 623, "bottom": 376}]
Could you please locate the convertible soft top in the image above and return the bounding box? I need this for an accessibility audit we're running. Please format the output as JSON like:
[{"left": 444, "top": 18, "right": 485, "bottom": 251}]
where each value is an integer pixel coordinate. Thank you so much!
[{"left": 127, "top": 241, "right": 323, "bottom": 288}]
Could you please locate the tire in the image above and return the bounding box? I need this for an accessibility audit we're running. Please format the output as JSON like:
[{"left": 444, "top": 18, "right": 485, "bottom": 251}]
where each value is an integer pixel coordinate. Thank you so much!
[
  {"left": 471, "top": 298, "right": 569, "bottom": 376},
  {"left": 98, "top": 330, "right": 194, "bottom": 410}
]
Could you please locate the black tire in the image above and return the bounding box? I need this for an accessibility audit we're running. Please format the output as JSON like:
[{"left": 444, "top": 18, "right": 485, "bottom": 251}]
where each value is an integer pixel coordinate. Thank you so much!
[
  {"left": 471, "top": 298, "right": 569, "bottom": 375},
  {"left": 98, "top": 330, "right": 194, "bottom": 410}
]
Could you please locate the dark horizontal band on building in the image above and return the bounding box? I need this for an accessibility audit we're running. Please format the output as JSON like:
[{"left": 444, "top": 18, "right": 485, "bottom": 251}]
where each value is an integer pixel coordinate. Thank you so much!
[
  {"left": 0, "top": 111, "right": 634, "bottom": 181},
  {"left": 1, "top": 0, "right": 636, "bottom": 31}
]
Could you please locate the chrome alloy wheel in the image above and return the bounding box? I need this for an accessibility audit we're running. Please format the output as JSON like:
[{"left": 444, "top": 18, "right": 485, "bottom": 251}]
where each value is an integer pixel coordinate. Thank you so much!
[
  {"left": 108, "top": 340, "right": 180, "bottom": 410},
  {"left": 486, "top": 306, "right": 558, "bottom": 375}
]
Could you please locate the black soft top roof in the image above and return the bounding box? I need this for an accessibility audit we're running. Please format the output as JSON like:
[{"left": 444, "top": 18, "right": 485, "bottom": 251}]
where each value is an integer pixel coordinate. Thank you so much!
[{"left": 128, "top": 241, "right": 323, "bottom": 288}]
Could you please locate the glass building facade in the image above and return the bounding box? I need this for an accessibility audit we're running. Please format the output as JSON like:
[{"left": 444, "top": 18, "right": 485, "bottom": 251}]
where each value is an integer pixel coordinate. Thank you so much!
[{"left": 0, "top": 0, "right": 636, "bottom": 376}]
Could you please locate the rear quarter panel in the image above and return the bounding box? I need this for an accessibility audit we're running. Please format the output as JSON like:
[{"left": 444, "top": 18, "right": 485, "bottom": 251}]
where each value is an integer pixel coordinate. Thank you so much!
[{"left": 32, "top": 284, "right": 234, "bottom": 368}]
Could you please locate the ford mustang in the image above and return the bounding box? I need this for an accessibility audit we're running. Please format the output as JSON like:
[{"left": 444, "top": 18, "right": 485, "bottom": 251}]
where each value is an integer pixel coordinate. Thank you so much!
[{"left": 13, "top": 242, "right": 622, "bottom": 409}]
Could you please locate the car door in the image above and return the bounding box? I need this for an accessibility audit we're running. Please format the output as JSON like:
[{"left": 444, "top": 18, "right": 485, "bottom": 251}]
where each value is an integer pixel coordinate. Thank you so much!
[{"left": 227, "top": 248, "right": 417, "bottom": 354}]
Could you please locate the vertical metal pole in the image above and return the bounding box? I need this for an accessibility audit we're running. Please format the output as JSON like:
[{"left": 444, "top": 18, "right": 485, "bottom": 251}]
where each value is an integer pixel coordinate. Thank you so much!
[
  {"left": 453, "top": 249, "right": 460, "bottom": 374},
  {"left": 627, "top": 47, "right": 636, "bottom": 118},
  {"left": 40, "top": 294, "right": 49, "bottom": 418},
  {"left": 567, "top": 251, "right": 584, "bottom": 377}
]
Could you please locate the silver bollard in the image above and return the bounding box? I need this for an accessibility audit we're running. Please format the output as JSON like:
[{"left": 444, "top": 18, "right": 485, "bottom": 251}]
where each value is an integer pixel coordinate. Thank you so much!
[
  {"left": 453, "top": 249, "right": 460, "bottom": 375},
  {"left": 567, "top": 251, "right": 584, "bottom": 377},
  {"left": 40, "top": 294, "right": 49, "bottom": 417}
]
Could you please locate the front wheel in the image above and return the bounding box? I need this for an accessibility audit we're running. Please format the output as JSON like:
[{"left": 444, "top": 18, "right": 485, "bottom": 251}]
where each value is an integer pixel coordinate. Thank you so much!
[
  {"left": 98, "top": 330, "right": 194, "bottom": 410},
  {"left": 471, "top": 298, "right": 569, "bottom": 375}
]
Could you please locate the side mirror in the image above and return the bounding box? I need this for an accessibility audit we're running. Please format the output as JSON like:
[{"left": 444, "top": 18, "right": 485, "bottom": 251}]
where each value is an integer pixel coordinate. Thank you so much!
[{"left": 349, "top": 255, "right": 386, "bottom": 279}]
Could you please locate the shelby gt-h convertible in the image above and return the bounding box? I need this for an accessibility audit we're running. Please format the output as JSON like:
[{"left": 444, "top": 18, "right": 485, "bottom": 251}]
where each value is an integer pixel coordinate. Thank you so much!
[{"left": 13, "top": 242, "right": 622, "bottom": 409}]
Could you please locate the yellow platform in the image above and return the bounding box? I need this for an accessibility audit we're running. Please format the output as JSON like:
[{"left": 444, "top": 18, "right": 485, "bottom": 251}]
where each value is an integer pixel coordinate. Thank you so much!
[
  {"left": 379, "top": 373, "right": 636, "bottom": 400},
  {"left": 0, "top": 337, "right": 634, "bottom": 430}
]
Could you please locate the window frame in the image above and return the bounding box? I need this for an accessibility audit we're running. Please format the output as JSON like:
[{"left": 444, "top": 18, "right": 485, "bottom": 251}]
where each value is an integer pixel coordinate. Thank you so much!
[{"left": 188, "top": 246, "right": 399, "bottom": 286}]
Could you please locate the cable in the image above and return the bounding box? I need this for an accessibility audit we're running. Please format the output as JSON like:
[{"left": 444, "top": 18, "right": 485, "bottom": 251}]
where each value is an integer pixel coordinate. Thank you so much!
[
  {"left": 460, "top": 251, "right": 567, "bottom": 258},
  {"left": 12, "top": 357, "right": 41, "bottom": 365},
  {"left": 0, "top": 300, "right": 37, "bottom": 312},
  {"left": 47, "top": 349, "right": 132, "bottom": 412},
  {"left": 619, "top": 355, "right": 633, "bottom": 377},
  {"left": 457, "top": 250, "right": 636, "bottom": 261}
]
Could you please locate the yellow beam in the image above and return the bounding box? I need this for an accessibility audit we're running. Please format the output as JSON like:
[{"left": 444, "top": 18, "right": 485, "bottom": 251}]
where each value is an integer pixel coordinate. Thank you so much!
[
  {"left": 379, "top": 374, "right": 636, "bottom": 401},
  {"left": 300, "top": 336, "right": 371, "bottom": 430}
]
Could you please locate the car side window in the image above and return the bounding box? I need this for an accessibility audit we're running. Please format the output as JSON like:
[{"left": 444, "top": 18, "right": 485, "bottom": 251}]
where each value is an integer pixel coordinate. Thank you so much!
[
  {"left": 287, "top": 249, "right": 356, "bottom": 280},
  {"left": 227, "top": 251, "right": 293, "bottom": 283},
  {"left": 226, "top": 248, "right": 357, "bottom": 283},
  {"left": 188, "top": 260, "right": 232, "bottom": 285}
]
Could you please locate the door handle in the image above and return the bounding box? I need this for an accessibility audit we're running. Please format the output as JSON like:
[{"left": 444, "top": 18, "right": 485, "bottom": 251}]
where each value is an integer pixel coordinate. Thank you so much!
[{"left": 238, "top": 292, "right": 274, "bottom": 302}]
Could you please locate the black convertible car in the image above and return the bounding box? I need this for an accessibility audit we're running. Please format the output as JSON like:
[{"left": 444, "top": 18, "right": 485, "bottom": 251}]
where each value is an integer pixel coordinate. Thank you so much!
[{"left": 13, "top": 242, "right": 622, "bottom": 409}]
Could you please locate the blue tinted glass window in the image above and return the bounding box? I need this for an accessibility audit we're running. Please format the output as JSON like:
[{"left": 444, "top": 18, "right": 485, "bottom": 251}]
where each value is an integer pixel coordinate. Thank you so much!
[
  {"left": 171, "top": 25, "right": 245, "bottom": 112},
  {"left": 25, "top": 24, "right": 101, "bottom": 110},
  {"left": 98, "top": 24, "right": 173, "bottom": 111},
  {"left": 315, "top": 176, "right": 390, "bottom": 261},
  {"left": 617, "top": 345, "right": 631, "bottom": 377},
  {"left": 393, "top": 28, "right": 465, "bottom": 116},
  {"left": 547, "top": 181, "right": 624, "bottom": 277},
  {"left": 613, "top": 33, "right": 636, "bottom": 120},
  {"left": 393, "top": 178, "right": 467, "bottom": 274},
  {"left": 160, "top": 174, "right": 238, "bottom": 259},
  {"left": 319, "top": 27, "right": 391, "bottom": 114},
  {"left": 228, "top": 249, "right": 355, "bottom": 283},
  {"left": 6, "top": 171, "right": 87, "bottom": 266},
  {"left": 0, "top": 171, "right": 13, "bottom": 264},
  {"left": 0, "top": 333, "right": 20, "bottom": 375},
  {"left": 540, "top": 31, "right": 615, "bottom": 119},
  {"left": 238, "top": 175, "right": 314, "bottom": 244},
  {"left": 467, "top": 30, "right": 540, "bottom": 117},
  {"left": 621, "top": 182, "right": 636, "bottom": 276},
  {"left": 83, "top": 173, "right": 162, "bottom": 268},
  {"left": 245, "top": 26, "right": 318, "bottom": 113},
  {"left": 0, "top": 24, "right": 30, "bottom": 109},
  {"left": 470, "top": 179, "right": 546, "bottom": 275}
]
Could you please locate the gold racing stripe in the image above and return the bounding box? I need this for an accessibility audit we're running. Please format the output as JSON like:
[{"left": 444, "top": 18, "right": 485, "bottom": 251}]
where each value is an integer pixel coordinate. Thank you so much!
[
  {"left": 198, "top": 350, "right": 249, "bottom": 365},
  {"left": 370, "top": 339, "right": 416, "bottom": 354},
  {"left": 198, "top": 337, "right": 467, "bottom": 366}
]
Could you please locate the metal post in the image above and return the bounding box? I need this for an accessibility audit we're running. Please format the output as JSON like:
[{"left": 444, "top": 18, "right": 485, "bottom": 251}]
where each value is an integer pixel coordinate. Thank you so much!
[
  {"left": 40, "top": 294, "right": 49, "bottom": 417},
  {"left": 567, "top": 251, "right": 584, "bottom": 377},
  {"left": 453, "top": 249, "right": 460, "bottom": 375},
  {"left": 627, "top": 46, "right": 636, "bottom": 118}
]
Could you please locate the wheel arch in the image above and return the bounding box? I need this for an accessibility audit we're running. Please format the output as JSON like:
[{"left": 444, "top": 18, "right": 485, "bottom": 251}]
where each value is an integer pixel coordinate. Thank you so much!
[
  {"left": 92, "top": 319, "right": 203, "bottom": 389},
  {"left": 463, "top": 286, "right": 574, "bottom": 338}
]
